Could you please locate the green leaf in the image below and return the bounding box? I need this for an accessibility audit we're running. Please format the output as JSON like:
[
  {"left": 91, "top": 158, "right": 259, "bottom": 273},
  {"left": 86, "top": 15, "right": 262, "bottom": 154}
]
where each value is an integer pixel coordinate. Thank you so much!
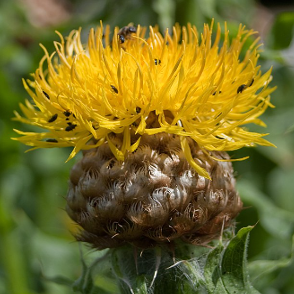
[
  {"left": 204, "top": 226, "right": 260, "bottom": 294},
  {"left": 204, "top": 244, "right": 224, "bottom": 292},
  {"left": 219, "top": 226, "right": 259, "bottom": 293}
]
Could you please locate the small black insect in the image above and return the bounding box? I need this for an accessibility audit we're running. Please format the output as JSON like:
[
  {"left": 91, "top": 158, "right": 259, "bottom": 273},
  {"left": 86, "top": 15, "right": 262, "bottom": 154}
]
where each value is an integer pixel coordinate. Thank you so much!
[
  {"left": 212, "top": 90, "right": 222, "bottom": 96},
  {"left": 48, "top": 113, "right": 58, "bottom": 123},
  {"left": 248, "top": 78, "right": 254, "bottom": 87},
  {"left": 118, "top": 26, "right": 137, "bottom": 44},
  {"left": 154, "top": 59, "right": 161, "bottom": 65},
  {"left": 237, "top": 84, "right": 247, "bottom": 94},
  {"left": 46, "top": 139, "right": 58, "bottom": 143},
  {"left": 63, "top": 110, "right": 71, "bottom": 117},
  {"left": 136, "top": 107, "right": 141, "bottom": 114},
  {"left": 65, "top": 123, "right": 77, "bottom": 132},
  {"left": 43, "top": 91, "right": 50, "bottom": 100},
  {"left": 111, "top": 85, "right": 118, "bottom": 94}
]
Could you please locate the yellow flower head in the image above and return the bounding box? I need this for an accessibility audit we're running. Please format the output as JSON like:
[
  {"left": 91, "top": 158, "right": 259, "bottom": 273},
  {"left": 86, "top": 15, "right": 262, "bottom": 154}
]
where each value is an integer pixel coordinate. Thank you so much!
[{"left": 13, "top": 20, "right": 275, "bottom": 179}]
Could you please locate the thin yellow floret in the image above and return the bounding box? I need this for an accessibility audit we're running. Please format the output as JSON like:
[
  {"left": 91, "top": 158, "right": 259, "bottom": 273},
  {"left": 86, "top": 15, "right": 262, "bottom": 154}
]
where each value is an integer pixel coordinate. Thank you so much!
[{"left": 13, "top": 20, "right": 276, "bottom": 179}]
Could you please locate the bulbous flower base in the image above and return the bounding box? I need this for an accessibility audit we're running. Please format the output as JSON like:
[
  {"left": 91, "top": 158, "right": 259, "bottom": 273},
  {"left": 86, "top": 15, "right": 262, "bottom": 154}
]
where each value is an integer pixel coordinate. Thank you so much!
[{"left": 66, "top": 133, "right": 242, "bottom": 249}]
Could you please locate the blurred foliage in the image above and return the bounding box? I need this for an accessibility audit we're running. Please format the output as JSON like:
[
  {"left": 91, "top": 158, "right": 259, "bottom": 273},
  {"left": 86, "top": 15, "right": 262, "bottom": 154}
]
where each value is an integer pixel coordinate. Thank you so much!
[{"left": 0, "top": 0, "right": 294, "bottom": 293}]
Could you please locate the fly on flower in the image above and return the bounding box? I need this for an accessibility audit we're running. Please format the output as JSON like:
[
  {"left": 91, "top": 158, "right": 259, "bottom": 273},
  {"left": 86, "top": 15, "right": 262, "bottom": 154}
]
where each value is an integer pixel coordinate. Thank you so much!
[{"left": 117, "top": 25, "right": 137, "bottom": 43}]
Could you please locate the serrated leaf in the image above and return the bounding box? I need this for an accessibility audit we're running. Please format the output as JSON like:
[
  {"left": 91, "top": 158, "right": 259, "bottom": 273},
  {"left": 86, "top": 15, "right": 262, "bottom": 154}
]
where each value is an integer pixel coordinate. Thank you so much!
[
  {"left": 219, "top": 226, "right": 260, "bottom": 294},
  {"left": 204, "top": 227, "right": 260, "bottom": 294}
]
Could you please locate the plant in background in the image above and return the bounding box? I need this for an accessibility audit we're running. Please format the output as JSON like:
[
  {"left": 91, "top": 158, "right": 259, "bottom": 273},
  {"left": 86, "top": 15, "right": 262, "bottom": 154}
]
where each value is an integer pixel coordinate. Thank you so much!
[{"left": 13, "top": 20, "right": 275, "bottom": 293}]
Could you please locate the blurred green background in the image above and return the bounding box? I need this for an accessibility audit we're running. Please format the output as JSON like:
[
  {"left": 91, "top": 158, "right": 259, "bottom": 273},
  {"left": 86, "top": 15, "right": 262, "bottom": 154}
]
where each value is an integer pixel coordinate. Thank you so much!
[{"left": 1, "top": 0, "right": 294, "bottom": 293}]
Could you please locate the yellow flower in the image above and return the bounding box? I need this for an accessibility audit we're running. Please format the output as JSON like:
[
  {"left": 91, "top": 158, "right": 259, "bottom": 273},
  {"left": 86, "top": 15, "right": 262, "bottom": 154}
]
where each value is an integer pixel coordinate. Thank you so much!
[{"left": 13, "top": 20, "right": 275, "bottom": 179}]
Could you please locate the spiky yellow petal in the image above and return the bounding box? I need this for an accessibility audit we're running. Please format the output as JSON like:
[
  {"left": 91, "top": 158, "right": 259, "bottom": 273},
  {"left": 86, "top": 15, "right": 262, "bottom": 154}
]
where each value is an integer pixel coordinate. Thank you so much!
[{"left": 13, "top": 21, "right": 275, "bottom": 179}]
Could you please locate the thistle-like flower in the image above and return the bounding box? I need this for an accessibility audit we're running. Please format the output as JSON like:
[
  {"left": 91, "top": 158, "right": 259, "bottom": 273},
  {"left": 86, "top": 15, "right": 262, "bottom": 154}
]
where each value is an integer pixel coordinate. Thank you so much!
[{"left": 13, "top": 21, "right": 275, "bottom": 249}]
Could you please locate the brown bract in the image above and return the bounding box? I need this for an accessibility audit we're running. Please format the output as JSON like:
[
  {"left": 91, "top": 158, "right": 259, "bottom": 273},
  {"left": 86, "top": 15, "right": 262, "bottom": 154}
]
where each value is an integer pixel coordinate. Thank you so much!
[{"left": 66, "top": 133, "right": 242, "bottom": 249}]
